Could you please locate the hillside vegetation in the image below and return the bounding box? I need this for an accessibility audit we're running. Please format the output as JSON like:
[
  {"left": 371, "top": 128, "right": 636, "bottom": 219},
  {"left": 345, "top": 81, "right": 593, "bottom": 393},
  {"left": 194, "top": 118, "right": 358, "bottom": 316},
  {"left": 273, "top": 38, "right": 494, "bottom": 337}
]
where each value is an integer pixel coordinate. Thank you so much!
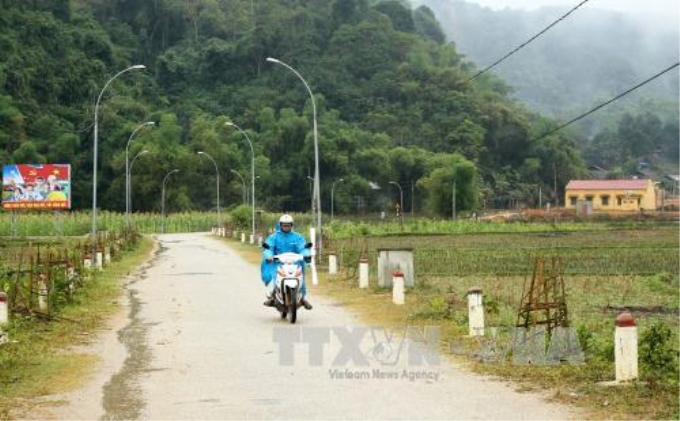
[{"left": 1, "top": 0, "right": 592, "bottom": 215}]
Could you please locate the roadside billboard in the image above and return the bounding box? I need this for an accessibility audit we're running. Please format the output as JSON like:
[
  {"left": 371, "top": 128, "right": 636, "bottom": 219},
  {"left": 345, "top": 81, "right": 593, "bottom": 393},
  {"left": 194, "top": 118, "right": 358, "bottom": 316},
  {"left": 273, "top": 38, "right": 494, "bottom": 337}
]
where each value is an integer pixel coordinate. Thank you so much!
[{"left": 1, "top": 164, "right": 71, "bottom": 210}]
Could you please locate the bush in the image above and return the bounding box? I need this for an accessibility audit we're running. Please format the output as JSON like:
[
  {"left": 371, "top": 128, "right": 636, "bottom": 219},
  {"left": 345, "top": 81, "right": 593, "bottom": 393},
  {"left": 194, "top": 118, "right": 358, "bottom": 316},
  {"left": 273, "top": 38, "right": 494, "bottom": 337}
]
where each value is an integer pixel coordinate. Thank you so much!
[
  {"left": 230, "top": 205, "right": 253, "bottom": 229},
  {"left": 640, "top": 321, "right": 679, "bottom": 384}
]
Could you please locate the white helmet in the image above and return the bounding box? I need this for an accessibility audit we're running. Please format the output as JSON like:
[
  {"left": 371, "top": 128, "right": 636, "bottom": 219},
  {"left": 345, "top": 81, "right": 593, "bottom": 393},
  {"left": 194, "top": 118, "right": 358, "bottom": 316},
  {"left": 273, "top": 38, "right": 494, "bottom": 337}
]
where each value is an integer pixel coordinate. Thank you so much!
[{"left": 279, "top": 214, "right": 294, "bottom": 225}]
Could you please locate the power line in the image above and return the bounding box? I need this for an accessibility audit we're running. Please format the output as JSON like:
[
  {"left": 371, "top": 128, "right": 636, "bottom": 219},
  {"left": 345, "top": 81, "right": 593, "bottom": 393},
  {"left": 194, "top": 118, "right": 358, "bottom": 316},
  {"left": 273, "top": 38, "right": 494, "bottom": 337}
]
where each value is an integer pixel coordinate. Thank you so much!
[
  {"left": 533, "top": 62, "right": 680, "bottom": 141},
  {"left": 459, "top": 0, "right": 591, "bottom": 86}
]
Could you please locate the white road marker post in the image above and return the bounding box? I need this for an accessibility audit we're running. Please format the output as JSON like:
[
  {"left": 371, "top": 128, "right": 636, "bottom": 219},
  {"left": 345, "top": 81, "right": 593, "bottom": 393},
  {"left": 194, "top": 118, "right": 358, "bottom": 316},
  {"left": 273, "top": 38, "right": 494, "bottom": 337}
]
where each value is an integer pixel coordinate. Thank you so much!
[
  {"left": 359, "top": 258, "right": 369, "bottom": 289},
  {"left": 392, "top": 270, "right": 405, "bottom": 305},
  {"left": 615, "top": 311, "right": 638, "bottom": 382},
  {"left": 467, "top": 286, "right": 484, "bottom": 336}
]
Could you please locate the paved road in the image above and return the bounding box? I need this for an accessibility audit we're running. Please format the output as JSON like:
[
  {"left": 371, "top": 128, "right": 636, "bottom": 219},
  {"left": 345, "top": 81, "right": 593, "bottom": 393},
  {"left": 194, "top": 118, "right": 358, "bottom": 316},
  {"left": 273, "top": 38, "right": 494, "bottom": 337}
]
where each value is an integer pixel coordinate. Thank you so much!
[{"left": 49, "top": 233, "right": 577, "bottom": 420}]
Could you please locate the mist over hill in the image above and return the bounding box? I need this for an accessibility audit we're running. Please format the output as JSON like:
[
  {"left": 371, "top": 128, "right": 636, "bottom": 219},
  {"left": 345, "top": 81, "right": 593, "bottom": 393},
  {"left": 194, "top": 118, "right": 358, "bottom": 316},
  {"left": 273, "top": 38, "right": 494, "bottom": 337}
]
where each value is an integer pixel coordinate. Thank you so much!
[{"left": 414, "top": 0, "right": 679, "bottom": 128}]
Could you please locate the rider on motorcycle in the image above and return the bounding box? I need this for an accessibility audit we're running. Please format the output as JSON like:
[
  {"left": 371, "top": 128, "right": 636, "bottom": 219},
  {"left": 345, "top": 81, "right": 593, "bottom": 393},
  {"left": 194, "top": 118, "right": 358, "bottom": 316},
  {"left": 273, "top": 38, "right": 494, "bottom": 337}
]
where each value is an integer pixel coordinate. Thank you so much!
[{"left": 261, "top": 214, "right": 313, "bottom": 310}]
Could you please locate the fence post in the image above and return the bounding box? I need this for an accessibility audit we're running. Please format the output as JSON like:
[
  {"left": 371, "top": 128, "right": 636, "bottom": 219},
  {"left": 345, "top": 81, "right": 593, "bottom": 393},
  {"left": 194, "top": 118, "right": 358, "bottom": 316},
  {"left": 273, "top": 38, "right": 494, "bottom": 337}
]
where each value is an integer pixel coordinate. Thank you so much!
[{"left": 38, "top": 274, "right": 49, "bottom": 312}]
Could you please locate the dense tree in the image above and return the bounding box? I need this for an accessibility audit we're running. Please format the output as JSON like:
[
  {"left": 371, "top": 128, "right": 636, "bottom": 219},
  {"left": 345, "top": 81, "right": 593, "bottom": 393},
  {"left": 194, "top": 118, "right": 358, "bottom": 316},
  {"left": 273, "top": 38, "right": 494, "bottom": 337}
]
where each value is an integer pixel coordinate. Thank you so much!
[{"left": 0, "top": 0, "right": 600, "bottom": 216}]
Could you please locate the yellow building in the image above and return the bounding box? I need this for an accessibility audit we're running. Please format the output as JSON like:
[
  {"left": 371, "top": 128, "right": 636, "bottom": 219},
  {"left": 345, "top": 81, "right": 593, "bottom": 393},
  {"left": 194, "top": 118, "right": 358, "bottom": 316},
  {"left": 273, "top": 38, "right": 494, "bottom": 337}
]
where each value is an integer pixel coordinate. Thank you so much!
[{"left": 565, "top": 179, "right": 657, "bottom": 212}]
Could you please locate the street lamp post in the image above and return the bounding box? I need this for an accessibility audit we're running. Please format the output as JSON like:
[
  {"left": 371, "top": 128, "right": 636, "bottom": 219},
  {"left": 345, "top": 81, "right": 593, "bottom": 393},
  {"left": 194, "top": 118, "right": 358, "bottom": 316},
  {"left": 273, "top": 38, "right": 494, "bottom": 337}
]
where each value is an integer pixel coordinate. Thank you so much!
[
  {"left": 198, "top": 151, "right": 221, "bottom": 227},
  {"left": 226, "top": 122, "right": 255, "bottom": 239},
  {"left": 231, "top": 169, "right": 247, "bottom": 205},
  {"left": 91, "top": 64, "right": 146, "bottom": 265},
  {"left": 266, "top": 57, "right": 322, "bottom": 252},
  {"left": 389, "top": 181, "right": 404, "bottom": 226},
  {"left": 331, "top": 178, "right": 344, "bottom": 221},
  {"left": 307, "top": 176, "right": 315, "bottom": 216},
  {"left": 125, "top": 121, "right": 155, "bottom": 229},
  {"left": 129, "top": 149, "right": 149, "bottom": 214},
  {"left": 161, "top": 169, "right": 179, "bottom": 234}
]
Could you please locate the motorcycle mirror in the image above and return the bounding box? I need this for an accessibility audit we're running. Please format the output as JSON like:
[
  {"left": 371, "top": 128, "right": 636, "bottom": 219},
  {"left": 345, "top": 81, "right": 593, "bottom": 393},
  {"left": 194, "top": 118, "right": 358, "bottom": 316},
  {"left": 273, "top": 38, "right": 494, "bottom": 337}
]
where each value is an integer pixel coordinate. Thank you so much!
[
  {"left": 262, "top": 243, "right": 271, "bottom": 250},
  {"left": 305, "top": 242, "right": 313, "bottom": 249}
]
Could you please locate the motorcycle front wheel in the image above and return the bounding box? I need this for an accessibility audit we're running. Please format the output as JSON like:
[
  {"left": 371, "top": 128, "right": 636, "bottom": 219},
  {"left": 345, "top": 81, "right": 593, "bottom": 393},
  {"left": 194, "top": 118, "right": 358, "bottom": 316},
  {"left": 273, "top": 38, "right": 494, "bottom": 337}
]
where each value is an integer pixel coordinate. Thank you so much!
[{"left": 287, "top": 287, "right": 297, "bottom": 324}]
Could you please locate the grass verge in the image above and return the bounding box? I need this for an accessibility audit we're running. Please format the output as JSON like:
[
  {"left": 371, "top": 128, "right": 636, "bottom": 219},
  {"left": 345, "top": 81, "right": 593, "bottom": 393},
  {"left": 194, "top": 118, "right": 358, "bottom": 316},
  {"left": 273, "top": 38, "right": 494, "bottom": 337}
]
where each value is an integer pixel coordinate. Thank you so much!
[{"left": 0, "top": 235, "right": 155, "bottom": 420}]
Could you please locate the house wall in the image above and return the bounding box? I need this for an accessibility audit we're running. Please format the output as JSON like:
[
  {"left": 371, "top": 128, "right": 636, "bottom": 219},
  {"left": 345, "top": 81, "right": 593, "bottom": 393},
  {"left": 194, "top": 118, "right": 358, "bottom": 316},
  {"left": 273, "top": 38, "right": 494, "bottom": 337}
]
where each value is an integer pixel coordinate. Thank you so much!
[{"left": 565, "top": 181, "right": 657, "bottom": 211}]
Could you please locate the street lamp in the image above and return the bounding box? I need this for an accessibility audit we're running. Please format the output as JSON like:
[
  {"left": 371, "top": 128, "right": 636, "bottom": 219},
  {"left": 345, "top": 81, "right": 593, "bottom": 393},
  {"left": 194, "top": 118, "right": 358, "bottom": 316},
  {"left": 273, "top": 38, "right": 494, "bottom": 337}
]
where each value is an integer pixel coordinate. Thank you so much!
[
  {"left": 225, "top": 122, "right": 256, "bottom": 239},
  {"left": 389, "top": 181, "right": 404, "bottom": 226},
  {"left": 161, "top": 169, "right": 179, "bottom": 234},
  {"left": 129, "top": 149, "right": 150, "bottom": 214},
  {"left": 231, "top": 169, "right": 247, "bottom": 205},
  {"left": 91, "top": 64, "right": 146, "bottom": 265},
  {"left": 198, "top": 151, "right": 221, "bottom": 227},
  {"left": 307, "top": 176, "right": 315, "bottom": 215},
  {"left": 266, "top": 57, "right": 322, "bottom": 251},
  {"left": 125, "top": 121, "right": 155, "bottom": 229},
  {"left": 331, "top": 178, "right": 345, "bottom": 221}
]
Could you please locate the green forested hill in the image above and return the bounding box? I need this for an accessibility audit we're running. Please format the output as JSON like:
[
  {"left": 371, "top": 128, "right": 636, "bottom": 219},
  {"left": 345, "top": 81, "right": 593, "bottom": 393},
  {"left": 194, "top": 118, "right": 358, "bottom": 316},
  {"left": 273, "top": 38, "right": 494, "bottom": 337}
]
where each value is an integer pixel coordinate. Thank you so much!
[{"left": 0, "top": 0, "right": 588, "bottom": 215}]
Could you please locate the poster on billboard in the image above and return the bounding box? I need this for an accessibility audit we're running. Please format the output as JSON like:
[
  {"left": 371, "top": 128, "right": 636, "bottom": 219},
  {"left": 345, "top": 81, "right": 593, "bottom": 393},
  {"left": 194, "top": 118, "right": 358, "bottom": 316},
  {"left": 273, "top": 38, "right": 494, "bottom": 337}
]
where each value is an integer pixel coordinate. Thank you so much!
[{"left": 1, "top": 164, "right": 71, "bottom": 210}]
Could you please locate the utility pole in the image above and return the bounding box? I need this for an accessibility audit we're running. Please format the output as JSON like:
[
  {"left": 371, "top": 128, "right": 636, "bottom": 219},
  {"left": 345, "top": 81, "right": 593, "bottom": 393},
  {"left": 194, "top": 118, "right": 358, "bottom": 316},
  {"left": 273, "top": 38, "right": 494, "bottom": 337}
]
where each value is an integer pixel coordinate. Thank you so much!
[
  {"left": 539, "top": 185, "right": 542, "bottom": 210},
  {"left": 553, "top": 162, "right": 558, "bottom": 207}
]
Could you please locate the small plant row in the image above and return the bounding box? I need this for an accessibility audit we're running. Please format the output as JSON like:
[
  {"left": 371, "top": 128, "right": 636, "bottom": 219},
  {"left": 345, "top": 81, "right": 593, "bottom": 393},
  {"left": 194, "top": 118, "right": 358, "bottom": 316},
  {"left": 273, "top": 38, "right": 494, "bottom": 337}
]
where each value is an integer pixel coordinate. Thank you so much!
[{"left": 0, "top": 229, "right": 140, "bottom": 320}]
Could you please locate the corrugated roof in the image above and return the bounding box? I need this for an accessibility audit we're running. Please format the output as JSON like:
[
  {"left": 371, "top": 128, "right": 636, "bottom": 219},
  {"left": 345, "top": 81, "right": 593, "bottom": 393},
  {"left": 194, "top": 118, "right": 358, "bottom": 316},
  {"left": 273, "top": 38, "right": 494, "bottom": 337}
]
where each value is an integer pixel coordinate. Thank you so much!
[{"left": 565, "top": 179, "right": 650, "bottom": 190}]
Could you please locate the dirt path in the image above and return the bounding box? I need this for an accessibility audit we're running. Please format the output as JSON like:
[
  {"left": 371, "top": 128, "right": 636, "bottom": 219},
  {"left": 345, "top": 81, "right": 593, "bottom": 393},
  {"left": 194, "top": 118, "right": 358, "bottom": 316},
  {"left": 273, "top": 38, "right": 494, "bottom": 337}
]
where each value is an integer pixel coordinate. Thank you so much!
[{"left": 33, "top": 233, "right": 579, "bottom": 420}]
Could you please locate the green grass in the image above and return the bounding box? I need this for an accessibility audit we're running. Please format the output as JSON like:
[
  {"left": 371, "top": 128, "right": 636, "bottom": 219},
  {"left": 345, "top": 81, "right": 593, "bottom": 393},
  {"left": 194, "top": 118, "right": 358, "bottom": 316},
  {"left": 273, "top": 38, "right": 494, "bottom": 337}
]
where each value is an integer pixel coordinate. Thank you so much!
[{"left": 0, "top": 235, "right": 154, "bottom": 420}]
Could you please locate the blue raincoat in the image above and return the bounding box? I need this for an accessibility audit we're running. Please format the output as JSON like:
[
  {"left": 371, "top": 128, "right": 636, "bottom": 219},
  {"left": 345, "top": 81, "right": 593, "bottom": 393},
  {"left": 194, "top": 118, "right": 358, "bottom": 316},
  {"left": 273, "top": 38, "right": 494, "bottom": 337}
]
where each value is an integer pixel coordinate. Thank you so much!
[{"left": 260, "top": 222, "right": 311, "bottom": 296}]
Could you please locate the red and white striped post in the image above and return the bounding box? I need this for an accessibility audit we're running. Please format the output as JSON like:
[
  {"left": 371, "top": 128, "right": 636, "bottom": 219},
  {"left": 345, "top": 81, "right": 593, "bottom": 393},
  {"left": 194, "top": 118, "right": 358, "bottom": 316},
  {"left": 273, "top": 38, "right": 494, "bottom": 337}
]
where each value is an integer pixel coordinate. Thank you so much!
[
  {"left": 0, "top": 291, "right": 7, "bottom": 344},
  {"left": 392, "top": 270, "right": 405, "bottom": 305},
  {"left": 615, "top": 311, "right": 638, "bottom": 382}
]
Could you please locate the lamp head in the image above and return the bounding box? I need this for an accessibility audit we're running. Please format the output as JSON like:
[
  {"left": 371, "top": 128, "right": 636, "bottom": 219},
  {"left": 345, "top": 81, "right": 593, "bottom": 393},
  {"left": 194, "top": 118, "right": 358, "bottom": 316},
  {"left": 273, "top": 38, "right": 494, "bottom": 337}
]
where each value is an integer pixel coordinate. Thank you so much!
[
  {"left": 225, "top": 122, "right": 235, "bottom": 127},
  {"left": 198, "top": 151, "right": 205, "bottom": 155},
  {"left": 266, "top": 57, "right": 280, "bottom": 64},
  {"left": 131, "top": 65, "right": 146, "bottom": 70}
]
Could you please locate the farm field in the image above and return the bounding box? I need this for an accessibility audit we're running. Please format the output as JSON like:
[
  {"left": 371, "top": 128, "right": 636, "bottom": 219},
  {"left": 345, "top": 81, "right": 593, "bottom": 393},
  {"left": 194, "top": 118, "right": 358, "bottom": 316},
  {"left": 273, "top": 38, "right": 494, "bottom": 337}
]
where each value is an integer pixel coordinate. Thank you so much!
[{"left": 318, "top": 225, "right": 679, "bottom": 419}]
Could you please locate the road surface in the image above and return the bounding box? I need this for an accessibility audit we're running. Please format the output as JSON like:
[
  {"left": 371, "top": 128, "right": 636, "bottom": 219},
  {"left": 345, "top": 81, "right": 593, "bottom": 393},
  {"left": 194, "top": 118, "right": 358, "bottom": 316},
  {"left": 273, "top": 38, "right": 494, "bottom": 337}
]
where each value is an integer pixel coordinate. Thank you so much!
[{"left": 40, "top": 233, "right": 577, "bottom": 420}]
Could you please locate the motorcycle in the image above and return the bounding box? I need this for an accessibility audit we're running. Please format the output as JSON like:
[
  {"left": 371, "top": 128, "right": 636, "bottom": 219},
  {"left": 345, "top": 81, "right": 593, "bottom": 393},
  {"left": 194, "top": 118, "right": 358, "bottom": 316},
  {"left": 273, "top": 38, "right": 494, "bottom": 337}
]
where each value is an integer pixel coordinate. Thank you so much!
[{"left": 262, "top": 242, "right": 312, "bottom": 324}]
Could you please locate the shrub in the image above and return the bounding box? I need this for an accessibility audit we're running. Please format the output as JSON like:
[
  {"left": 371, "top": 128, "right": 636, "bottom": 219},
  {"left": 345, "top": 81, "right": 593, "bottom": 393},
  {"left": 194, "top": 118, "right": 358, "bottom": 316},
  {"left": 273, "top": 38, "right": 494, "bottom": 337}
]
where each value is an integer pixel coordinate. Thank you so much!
[{"left": 640, "top": 321, "right": 679, "bottom": 384}]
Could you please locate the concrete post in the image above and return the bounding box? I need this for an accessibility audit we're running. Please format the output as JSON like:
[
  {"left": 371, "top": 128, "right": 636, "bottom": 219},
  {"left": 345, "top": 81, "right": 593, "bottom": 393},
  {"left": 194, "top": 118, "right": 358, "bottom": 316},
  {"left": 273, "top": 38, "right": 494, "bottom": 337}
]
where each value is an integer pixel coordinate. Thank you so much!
[
  {"left": 392, "top": 270, "right": 405, "bottom": 305},
  {"left": 0, "top": 291, "right": 8, "bottom": 325},
  {"left": 328, "top": 254, "right": 338, "bottom": 275},
  {"left": 241, "top": 232, "right": 246, "bottom": 243},
  {"left": 104, "top": 246, "right": 111, "bottom": 264},
  {"left": 233, "top": 230, "right": 238, "bottom": 239},
  {"left": 359, "top": 259, "right": 369, "bottom": 289},
  {"left": 0, "top": 291, "right": 7, "bottom": 344},
  {"left": 38, "top": 275, "right": 48, "bottom": 312},
  {"left": 84, "top": 255, "right": 92, "bottom": 269},
  {"left": 249, "top": 234, "right": 255, "bottom": 244},
  {"left": 467, "top": 287, "right": 484, "bottom": 336},
  {"left": 96, "top": 251, "right": 103, "bottom": 269},
  {"left": 615, "top": 311, "right": 638, "bottom": 382}
]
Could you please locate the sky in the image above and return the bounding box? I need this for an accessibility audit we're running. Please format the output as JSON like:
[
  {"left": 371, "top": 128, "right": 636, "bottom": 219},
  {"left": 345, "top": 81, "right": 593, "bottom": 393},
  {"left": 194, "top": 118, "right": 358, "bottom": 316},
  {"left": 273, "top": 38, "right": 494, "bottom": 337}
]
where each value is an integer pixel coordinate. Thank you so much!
[{"left": 462, "top": 0, "right": 678, "bottom": 18}]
